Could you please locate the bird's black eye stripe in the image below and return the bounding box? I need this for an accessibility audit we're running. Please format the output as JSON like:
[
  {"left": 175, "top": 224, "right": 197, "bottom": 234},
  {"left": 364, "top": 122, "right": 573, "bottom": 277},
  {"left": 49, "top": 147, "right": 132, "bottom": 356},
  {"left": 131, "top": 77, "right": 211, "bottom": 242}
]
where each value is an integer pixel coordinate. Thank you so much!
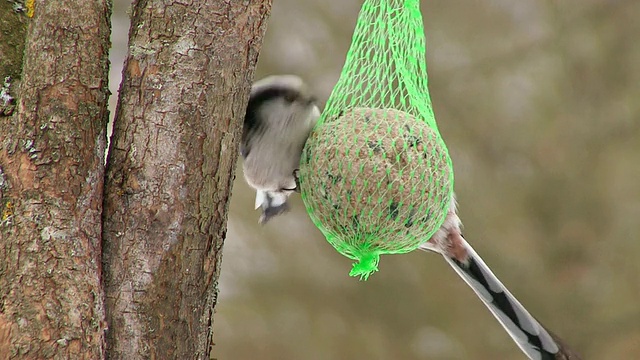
[
  {"left": 283, "top": 92, "right": 298, "bottom": 103},
  {"left": 245, "top": 87, "right": 303, "bottom": 132},
  {"left": 249, "top": 87, "right": 307, "bottom": 106}
]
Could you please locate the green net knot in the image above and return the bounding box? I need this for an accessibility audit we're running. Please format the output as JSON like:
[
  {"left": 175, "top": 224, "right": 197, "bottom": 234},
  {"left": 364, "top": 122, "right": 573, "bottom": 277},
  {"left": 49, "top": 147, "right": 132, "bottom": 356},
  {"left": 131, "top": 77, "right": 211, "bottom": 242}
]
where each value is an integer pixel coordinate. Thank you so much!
[{"left": 349, "top": 252, "right": 380, "bottom": 281}]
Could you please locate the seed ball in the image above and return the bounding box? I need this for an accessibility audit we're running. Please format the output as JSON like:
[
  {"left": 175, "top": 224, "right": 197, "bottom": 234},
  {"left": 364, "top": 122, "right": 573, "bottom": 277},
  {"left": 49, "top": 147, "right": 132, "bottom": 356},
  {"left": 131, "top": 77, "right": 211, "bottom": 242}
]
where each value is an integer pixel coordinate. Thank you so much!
[{"left": 300, "top": 107, "right": 454, "bottom": 262}]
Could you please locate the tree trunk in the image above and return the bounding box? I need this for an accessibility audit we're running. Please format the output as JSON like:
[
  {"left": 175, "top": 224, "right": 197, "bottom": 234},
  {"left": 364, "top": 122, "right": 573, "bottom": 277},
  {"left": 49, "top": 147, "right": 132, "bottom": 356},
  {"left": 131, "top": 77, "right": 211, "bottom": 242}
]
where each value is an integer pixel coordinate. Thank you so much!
[
  {"left": 0, "top": 0, "right": 111, "bottom": 358},
  {"left": 101, "top": 1, "right": 272, "bottom": 359}
]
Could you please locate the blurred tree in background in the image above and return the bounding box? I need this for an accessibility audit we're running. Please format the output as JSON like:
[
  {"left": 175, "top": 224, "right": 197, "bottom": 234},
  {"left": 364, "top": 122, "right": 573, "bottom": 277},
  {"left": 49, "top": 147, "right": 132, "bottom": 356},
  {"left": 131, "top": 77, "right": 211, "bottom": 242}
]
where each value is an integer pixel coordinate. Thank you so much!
[{"left": 108, "top": 0, "right": 639, "bottom": 359}]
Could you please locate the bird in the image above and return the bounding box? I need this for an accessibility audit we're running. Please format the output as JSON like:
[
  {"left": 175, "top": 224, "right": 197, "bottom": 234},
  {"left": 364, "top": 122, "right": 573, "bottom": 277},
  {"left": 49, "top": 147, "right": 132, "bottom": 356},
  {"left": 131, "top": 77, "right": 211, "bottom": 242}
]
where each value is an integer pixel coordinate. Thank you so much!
[
  {"left": 419, "top": 196, "right": 582, "bottom": 360},
  {"left": 240, "top": 75, "right": 320, "bottom": 224}
]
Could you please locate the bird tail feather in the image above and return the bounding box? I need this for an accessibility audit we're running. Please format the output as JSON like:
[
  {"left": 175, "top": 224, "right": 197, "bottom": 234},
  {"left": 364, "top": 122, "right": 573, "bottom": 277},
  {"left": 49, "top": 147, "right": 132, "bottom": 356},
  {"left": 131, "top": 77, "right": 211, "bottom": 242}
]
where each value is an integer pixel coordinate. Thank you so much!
[{"left": 439, "top": 237, "right": 560, "bottom": 359}]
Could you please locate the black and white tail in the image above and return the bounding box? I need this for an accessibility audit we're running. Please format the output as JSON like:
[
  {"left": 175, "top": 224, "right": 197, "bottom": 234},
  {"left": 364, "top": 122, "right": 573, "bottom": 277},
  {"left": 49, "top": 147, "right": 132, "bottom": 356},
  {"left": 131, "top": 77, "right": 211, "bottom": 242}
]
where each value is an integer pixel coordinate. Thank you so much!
[{"left": 419, "top": 199, "right": 581, "bottom": 359}]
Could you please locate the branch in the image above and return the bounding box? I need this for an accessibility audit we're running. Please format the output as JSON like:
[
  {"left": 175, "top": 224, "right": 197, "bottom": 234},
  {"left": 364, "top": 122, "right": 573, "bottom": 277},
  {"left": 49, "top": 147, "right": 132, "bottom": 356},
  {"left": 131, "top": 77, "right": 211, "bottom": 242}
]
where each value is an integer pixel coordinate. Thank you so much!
[{"left": 102, "top": 1, "right": 272, "bottom": 358}]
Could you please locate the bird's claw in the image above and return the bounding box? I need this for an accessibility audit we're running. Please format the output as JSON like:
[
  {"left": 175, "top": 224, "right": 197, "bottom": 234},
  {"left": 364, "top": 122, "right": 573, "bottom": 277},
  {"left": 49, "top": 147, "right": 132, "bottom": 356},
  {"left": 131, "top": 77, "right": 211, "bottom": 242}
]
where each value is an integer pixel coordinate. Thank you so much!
[{"left": 293, "top": 169, "right": 301, "bottom": 193}]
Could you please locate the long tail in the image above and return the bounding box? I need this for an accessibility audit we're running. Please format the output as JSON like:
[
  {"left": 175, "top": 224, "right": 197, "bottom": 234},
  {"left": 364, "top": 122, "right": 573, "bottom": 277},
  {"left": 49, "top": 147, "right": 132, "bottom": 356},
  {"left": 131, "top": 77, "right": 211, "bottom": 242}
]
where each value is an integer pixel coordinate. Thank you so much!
[
  {"left": 444, "top": 237, "right": 560, "bottom": 359},
  {"left": 420, "top": 237, "right": 581, "bottom": 359}
]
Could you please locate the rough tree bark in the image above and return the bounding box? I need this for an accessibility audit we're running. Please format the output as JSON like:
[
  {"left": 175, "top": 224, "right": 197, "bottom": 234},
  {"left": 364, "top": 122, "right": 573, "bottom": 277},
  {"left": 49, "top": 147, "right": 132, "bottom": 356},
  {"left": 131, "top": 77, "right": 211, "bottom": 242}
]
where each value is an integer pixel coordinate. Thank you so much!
[
  {"left": 0, "top": 1, "right": 111, "bottom": 359},
  {"left": 102, "top": 1, "right": 272, "bottom": 359}
]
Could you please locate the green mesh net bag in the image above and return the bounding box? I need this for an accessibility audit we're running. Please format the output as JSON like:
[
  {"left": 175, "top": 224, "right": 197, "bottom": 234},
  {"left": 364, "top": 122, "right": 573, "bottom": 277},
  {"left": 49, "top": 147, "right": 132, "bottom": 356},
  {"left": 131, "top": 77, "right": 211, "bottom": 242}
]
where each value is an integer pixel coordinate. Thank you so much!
[{"left": 299, "top": 0, "right": 454, "bottom": 280}]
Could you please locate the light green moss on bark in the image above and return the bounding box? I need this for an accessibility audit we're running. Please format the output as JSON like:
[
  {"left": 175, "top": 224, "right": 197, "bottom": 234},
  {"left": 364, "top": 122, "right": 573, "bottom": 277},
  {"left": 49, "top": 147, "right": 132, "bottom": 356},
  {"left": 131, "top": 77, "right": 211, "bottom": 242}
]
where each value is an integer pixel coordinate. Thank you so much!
[{"left": 0, "top": 1, "right": 29, "bottom": 81}]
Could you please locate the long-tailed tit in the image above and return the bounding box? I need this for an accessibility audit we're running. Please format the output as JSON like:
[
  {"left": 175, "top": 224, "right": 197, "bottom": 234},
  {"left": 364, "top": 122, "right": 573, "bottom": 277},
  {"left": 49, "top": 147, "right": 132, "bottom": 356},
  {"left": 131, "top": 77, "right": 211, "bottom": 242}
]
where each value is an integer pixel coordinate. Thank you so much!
[
  {"left": 241, "top": 75, "right": 320, "bottom": 224},
  {"left": 420, "top": 197, "right": 581, "bottom": 359}
]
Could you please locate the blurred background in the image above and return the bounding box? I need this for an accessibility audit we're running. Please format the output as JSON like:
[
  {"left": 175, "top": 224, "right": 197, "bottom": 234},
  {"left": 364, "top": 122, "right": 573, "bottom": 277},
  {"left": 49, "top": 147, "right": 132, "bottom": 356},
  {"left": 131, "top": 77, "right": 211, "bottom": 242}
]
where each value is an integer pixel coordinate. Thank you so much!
[{"left": 110, "top": 0, "right": 640, "bottom": 359}]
